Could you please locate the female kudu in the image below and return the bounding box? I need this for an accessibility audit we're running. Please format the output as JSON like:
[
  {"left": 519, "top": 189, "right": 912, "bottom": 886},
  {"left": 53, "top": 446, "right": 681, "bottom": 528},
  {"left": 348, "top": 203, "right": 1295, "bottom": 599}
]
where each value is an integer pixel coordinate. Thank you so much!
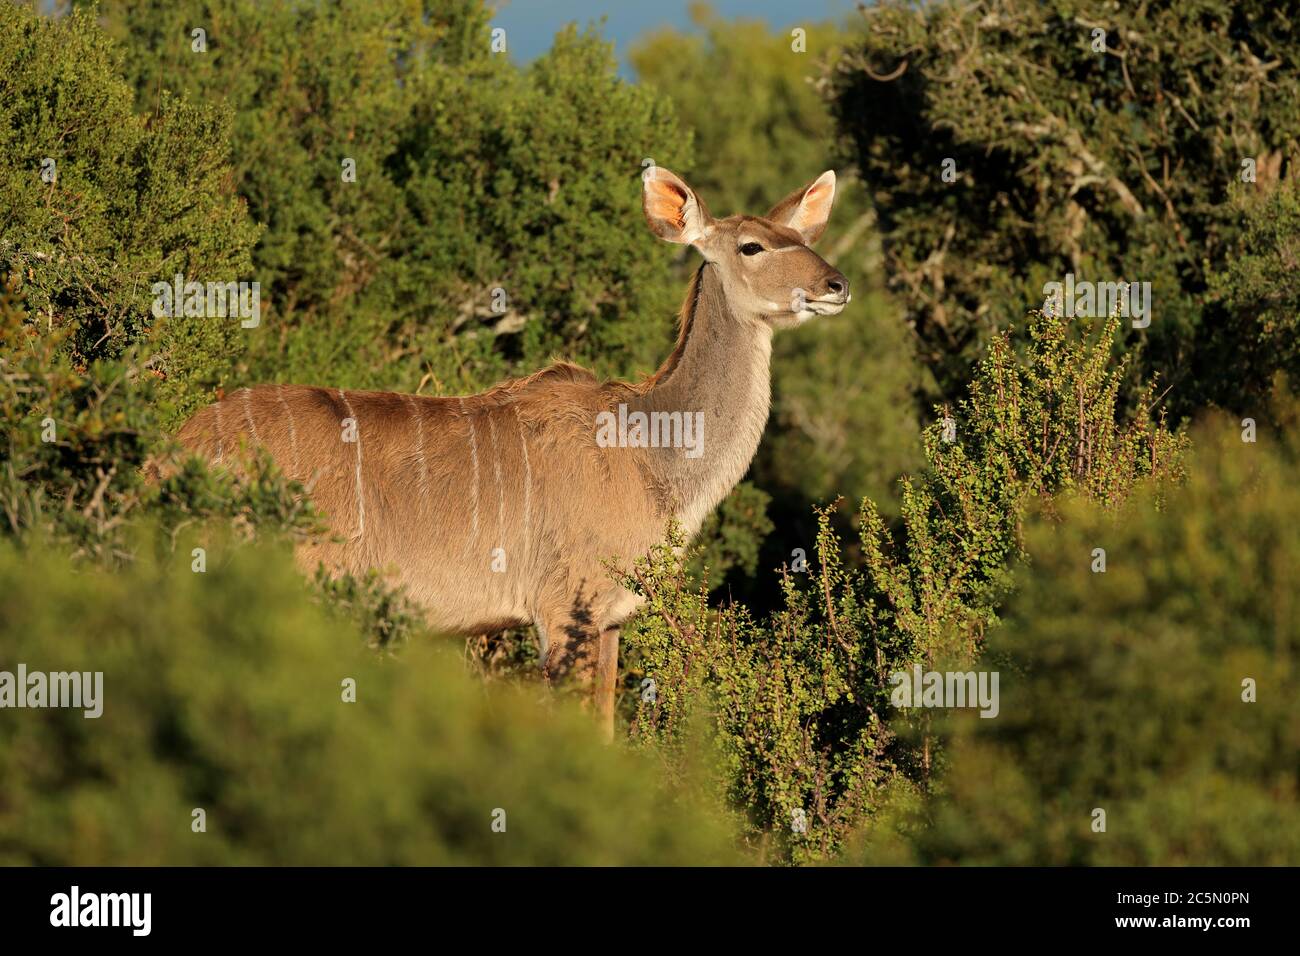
[{"left": 175, "top": 167, "right": 849, "bottom": 737}]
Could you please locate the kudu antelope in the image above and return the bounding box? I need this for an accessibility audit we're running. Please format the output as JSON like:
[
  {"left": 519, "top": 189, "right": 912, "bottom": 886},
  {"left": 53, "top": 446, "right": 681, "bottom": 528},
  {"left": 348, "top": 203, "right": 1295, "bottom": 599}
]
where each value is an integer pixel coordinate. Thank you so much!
[{"left": 173, "top": 167, "right": 849, "bottom": 737}]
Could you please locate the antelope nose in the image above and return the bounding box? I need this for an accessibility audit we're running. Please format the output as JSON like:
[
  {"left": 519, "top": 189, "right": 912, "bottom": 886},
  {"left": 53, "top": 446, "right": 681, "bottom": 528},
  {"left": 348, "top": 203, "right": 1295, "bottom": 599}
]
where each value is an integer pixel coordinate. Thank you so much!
[{"left": 824, "top": 274, "right": 848, "bottom": 299}]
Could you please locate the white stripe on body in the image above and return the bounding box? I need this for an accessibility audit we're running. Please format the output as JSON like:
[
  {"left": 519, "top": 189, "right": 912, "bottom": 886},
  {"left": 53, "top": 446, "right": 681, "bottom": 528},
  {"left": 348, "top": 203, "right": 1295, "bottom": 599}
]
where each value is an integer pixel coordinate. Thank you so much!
[
  {"left": 277, "top": 385, "right": 300, "bottom": 475},
  {"left": 338, "top": 389, "right": 365, "bottom": 538},
  {"left": 404, "top": 394, "right": 430, "bottom": 499},
  {"left": 460, "top": 398, "right": 481, "bottom": 555}
]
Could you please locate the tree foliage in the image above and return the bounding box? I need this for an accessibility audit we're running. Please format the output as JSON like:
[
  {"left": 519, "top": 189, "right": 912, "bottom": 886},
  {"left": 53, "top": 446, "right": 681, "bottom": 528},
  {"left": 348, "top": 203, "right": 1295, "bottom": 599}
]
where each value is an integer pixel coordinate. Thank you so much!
[
  {"left": 0, "top": 2, "right": 259, "bottom": 422},
  {"left": 94, "top": 0, "right": 691, "bottom": 396},
  {"left": 827, "top": 0, "right": 1300, "bottom": 413}
]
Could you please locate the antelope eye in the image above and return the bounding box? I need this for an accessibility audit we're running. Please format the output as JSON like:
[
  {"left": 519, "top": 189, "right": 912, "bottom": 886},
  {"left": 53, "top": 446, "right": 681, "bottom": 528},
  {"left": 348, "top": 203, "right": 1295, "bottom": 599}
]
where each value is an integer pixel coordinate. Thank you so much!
[{"left": 740, "top": 242, "right": 764, "bottom": 256}]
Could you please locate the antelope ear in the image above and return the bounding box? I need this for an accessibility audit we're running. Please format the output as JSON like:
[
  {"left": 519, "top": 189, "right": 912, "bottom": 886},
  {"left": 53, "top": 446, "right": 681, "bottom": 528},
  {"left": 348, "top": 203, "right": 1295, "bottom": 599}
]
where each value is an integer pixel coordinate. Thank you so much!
[
  {"left": 642, "top": 167, "right": 712, "bottom": 245},
  {"left": 766, "top": 170, "right": 836, "bottom": 244}
]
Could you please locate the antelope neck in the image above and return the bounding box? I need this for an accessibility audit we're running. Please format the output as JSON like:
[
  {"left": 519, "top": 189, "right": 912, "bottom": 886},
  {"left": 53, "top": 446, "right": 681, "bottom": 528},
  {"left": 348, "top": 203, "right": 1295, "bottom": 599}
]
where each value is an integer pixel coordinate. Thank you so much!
[{"left": 631, "top": 262, "right": 774, "bottom": 530}]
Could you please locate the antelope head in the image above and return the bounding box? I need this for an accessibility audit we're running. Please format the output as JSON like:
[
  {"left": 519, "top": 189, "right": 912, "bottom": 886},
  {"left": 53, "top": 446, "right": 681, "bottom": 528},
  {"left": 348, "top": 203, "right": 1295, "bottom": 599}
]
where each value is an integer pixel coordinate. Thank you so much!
[{"left": 642, "top": 167, "right": 850, "bottom": 329}]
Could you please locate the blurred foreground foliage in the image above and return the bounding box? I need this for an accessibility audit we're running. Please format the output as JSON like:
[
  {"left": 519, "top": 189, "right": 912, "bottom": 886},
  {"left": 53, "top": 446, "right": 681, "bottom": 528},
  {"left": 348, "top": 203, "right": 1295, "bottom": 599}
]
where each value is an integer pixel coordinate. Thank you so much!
[{"left": 0, "top": 532, "right": 741, "bottom": 865}]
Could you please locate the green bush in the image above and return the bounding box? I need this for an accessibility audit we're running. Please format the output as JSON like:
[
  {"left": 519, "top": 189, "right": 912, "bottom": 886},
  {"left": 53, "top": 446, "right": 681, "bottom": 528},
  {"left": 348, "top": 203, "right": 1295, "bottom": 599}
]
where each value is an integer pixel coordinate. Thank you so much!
[
  {"left": 857, "top": 312, "right": 1186, "bottom": 677},
  {"left": 96, "top": 0, "right": 692, "bottom": 394},
  {"left": 0, "top": 1, "right": 259, "bottom": 423},
  {"left": 857, "top": 396, "right": 1300, "bottom": 865},
  {"left": 0, "top": 530, "right": 742, "bottom": 865},
  {"left": 0, "top": 284, "right": 318, "bottom": 562},
  {"left": 623, "top": 309, "right": 1186, "bottom": 863},
  {"left": 0, "top": 5, "right": 317, "bottom": 564},
  {"left": 1206, "top": 179, "right": 1300, "bottom": 395}
]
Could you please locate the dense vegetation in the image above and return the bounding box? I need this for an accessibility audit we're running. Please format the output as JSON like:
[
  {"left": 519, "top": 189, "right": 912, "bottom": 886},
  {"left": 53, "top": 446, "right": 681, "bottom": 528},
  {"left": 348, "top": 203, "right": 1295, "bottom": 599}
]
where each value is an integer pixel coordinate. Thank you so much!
[
  {"left": 1, "top": 0, "right": 1296, "bottom": 865},
  {"left": 829, "top": 0, "right": 1300, "bottom": 414}
]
